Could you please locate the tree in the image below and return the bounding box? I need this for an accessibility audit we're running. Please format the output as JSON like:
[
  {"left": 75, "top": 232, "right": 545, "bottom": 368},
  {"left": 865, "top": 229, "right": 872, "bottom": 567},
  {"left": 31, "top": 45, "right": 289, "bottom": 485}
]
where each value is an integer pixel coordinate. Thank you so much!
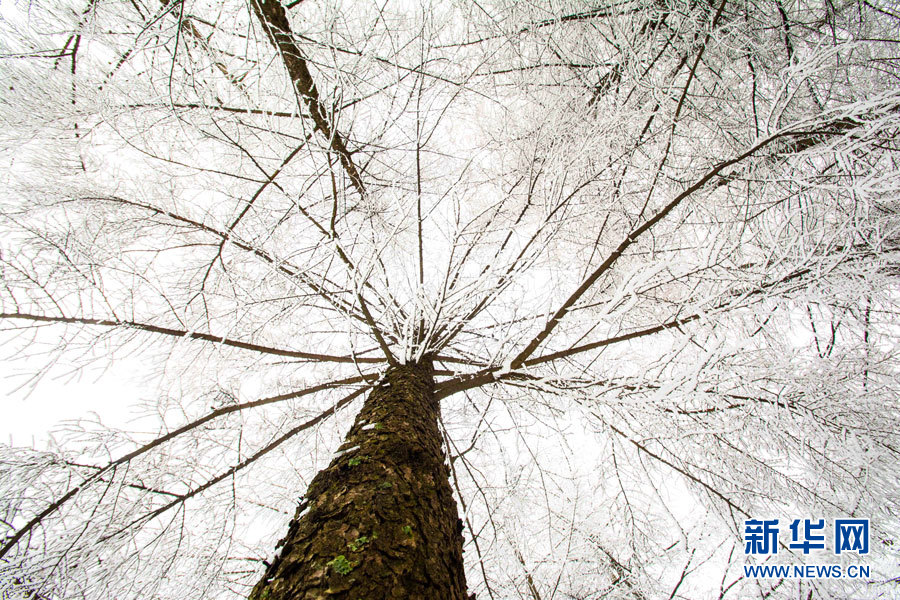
[{"left": 1, "top": 0, "right": 899, "bottom": 597}]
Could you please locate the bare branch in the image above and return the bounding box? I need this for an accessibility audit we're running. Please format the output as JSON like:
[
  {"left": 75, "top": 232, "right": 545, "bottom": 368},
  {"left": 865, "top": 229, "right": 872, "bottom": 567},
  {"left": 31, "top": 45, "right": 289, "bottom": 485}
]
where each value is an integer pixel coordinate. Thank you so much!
[{"left": 0, "top": 312, "right": 384, "bottom": 364}]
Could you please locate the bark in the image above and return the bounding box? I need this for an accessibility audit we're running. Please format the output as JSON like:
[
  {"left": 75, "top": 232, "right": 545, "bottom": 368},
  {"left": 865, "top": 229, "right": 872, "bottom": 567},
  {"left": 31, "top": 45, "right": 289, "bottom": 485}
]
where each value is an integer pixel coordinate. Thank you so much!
[{"left": 248, "top": 357, "right": 470, "bottom": 600}]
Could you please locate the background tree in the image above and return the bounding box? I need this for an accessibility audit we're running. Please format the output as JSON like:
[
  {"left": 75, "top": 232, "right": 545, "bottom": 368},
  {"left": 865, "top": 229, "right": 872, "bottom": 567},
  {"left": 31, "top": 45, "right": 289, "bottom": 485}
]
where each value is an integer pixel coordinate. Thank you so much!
[{"left": 1, "top": 0, "right": 899, "bottom": 598}]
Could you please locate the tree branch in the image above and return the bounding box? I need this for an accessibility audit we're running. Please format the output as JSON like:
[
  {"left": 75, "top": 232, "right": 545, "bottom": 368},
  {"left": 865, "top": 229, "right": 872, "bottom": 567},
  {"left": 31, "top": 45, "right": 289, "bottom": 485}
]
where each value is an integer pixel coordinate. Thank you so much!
[
  {"left": 99, "top": 386, "right": 368, "bottom": 542},
  {"left": 0, "top": 312, "right": 384, "bottom": 364},
  {"left": 249, "top": 0, "right": 365, "bottom": 197},
  {"left": 506, "top": 114, "right": 877, "bottom": 368},
  {"left": 0, "top": 375, "right": 374, "bottom": 559}
]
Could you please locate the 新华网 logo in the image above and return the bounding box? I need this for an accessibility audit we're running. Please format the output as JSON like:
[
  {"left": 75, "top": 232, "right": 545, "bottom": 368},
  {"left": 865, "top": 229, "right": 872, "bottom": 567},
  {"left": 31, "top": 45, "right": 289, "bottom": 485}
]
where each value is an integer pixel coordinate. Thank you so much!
[{"left": 744, "top": 518, "right": 869, "bottom": 555}]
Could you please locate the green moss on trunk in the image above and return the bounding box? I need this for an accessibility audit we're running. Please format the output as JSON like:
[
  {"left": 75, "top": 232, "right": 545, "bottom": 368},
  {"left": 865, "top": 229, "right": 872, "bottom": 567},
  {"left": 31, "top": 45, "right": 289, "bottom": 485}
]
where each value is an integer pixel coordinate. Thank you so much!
[{"left": 249, "top": 358, "right": 470, "bottom": 600}]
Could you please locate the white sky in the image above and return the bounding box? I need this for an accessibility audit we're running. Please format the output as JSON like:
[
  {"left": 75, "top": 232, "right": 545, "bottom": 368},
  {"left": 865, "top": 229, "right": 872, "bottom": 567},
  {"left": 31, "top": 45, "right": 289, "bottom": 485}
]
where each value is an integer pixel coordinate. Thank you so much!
[{"left": 1, "top": 355, "right": 155, "bottom": 448}]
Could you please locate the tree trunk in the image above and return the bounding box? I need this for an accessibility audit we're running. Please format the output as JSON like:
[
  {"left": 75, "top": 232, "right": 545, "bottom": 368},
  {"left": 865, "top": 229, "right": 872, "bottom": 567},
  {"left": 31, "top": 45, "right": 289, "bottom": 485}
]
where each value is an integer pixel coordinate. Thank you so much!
[{"left": 248, "top": 357, "right": 469, "bottom": 600}]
